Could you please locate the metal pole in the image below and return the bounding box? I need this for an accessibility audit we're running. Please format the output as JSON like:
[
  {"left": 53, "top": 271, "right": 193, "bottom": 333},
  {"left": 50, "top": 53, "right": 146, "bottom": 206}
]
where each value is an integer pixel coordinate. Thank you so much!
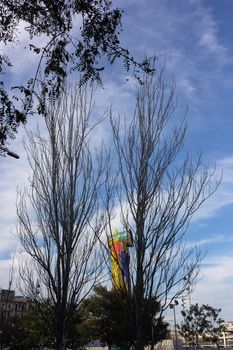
[
  {"left": 0, "top": 146, "right": 20, "bottom": 159},
  {"left": 152, "top": 324, "right": 154, "bottom": 350},
  {"left": 187, "top": 286, "right": 195, "bottom": 349},
  {"left": 173, "top": 306, "right": 178, "bottom": 350}
]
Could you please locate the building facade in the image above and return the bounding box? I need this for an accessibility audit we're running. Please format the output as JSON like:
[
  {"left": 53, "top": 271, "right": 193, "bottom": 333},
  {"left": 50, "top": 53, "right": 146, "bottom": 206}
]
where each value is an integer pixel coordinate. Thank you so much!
[{"left": 0, "top": 289, "right": 29, "bottom": 318}]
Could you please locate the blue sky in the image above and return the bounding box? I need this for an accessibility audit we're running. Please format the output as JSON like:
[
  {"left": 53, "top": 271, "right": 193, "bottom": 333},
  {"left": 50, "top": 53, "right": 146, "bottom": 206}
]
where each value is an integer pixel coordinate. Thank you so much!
[{"left": 1, "top": 0, "right": 233, "bottom": 322}]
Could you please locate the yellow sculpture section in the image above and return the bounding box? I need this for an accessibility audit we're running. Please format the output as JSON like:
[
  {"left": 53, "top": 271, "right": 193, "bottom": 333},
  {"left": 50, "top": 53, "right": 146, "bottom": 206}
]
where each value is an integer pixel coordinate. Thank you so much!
[{"left": 108, "top": 228, "right": 132, "bottom": 291}]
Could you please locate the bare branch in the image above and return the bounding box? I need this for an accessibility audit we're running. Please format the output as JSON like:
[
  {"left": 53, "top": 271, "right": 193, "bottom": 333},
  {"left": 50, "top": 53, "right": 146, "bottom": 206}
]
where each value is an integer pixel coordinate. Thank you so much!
[
  {"left": 106, "top": 68, "right": 220, "bottom": 350},
  {"left": 16, "top": 85, "right": 106, "bottom": 350}
]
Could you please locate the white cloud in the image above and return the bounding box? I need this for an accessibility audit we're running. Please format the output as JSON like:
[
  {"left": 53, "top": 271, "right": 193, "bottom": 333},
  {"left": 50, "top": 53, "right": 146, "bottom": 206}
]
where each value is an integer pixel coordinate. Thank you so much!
[
  {"left": 121, "top": 0, "right": 231, "bottom": 104},
  {"left": 192, "top": 255, "right": 233, "bottom": 321},
  {"left": 191, "top": 155, "right": 233, "bottom": 221},
  {"left": 0, "top": 126, "right": 30, "bottom": 263},
  {"left": 165, "top": 253, "right": 233, "bottom": 324},
  {"left": 194, "top": 3, "right": 227, "bottom": 59},
  {"left": 199, "top": 31, "right": 224, "bottom": 54},
  {"left": 192, "top": 233, "right": 226, "bottom": 247},
  {"left": 0, "top": 21, "right": 49, "bottom": 84}
]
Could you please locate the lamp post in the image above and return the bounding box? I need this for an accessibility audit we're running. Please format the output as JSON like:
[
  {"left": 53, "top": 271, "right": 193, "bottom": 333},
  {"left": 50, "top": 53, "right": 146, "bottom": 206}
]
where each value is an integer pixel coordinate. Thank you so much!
[
  {"left": 151, "top": 317, "right": 159, "bottom": 350},
  {"left": 186, "top": 283, "right": 195, "bottom": 349},
  {"left": 0, "top": 146, "right": 20, "bottom": 159},
  {"left": 170, "top": 300, "right": 179, "bottom": 350}
]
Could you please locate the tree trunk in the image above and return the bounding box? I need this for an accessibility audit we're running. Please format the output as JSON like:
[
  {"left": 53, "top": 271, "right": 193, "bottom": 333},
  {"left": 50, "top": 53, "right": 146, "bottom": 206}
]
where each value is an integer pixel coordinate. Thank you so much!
[
  {"left": 56, "top": 317, "right": 66, "bottom": 350},
  {"left": 57, "top": 332, "right": 66, "bottom": 350},
  {"left": 135, "top": 262, "right": 145, "bottom": 350}
]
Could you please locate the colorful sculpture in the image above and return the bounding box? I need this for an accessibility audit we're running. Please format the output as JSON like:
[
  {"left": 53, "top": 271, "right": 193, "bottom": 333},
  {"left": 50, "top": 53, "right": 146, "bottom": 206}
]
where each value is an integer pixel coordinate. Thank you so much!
[{"left": 108, "top": 228, "right": 132, "bottom": 291}]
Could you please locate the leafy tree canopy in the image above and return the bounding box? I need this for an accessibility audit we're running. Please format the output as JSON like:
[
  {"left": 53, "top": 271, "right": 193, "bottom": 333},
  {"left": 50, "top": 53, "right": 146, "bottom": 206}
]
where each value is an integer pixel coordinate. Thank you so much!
[
  {"left": 0, "top": 0, "right": 153, "bottom": 148},
  {"left": 0, "top": 301, "right": 87, "bottom": 350},
  {"left": 179, "top": 303, "right": 224, "bottom": 347},
  {"left": 20, "top": 301, "right": 56, "bottom": 349},
  {"left": 0, "top": 287, "right": 167, "bottom": 350},
  {"left": 79, "top": 285, "right": 168, "bottom": 349}
]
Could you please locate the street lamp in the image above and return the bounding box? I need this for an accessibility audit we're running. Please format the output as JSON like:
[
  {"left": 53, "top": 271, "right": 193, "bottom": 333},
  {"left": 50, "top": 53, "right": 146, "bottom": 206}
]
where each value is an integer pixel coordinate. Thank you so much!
[
  {"left": 0, "top": 146, "right": 20, "bottom": 159},
  {"left": 151, "top": 317, "right": 159, "bottom": 350},
  {"left": 170, "top": 300, "right": 179, "bottom": 350}
]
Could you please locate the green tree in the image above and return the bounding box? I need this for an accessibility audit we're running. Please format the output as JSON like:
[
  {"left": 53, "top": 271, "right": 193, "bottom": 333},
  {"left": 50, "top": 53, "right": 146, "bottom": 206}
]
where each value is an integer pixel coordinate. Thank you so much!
[
  {"left": 0, "top": 0, "right": 152, "bottom": 148},
  {"left": 14, "top": 301, "right": 87, "bottom": 350},
  {"left": 65, "top": 310, "right": 88, "bottom": 350},
  {"left": 0, "top": 301, "right": 79, "bottom": 350},
  {"left": 0, "top": 312, "right": 36, "bottom": 350},
  {"left": 20, "top": 301, "right": 55, "bottom": 349},
  {"left": 0, "top": 316, "right": 19, "bottom": 350},
  {"left": 79, "top": 285, "right": 168, "bottom": 350},
  {"left": 179, "top": 303, "right": 224, "bottom": 348}
]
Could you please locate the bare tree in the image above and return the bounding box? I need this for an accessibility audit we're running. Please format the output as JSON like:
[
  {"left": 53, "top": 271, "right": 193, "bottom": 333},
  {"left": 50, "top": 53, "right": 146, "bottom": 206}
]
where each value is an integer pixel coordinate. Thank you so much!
[
  {"left": 106, "top": 69, "right": 219, "bottom": 350},
  {"left": 16, "top": 87, "right": 107, "bottom": 350}
]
